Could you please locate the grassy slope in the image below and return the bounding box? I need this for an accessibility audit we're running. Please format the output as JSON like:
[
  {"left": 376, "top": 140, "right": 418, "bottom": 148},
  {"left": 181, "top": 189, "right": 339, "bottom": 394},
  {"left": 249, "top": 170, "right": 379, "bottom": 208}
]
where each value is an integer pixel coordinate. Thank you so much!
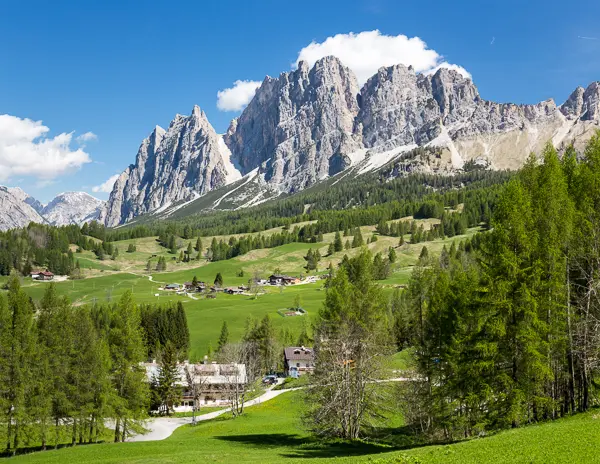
[
  {"left": 6, "top": 221, "right": 479, "bottom": 360},
  {"left": 11, "top": 391, "right": 600, "bottom": 464}
]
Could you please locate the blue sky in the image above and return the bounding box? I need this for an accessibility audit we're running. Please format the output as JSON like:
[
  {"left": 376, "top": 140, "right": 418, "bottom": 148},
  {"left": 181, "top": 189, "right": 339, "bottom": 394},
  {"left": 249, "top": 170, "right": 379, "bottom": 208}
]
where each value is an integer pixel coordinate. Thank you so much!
[{"left": 0, "top": 0, "right": 598, "bottom": 202}]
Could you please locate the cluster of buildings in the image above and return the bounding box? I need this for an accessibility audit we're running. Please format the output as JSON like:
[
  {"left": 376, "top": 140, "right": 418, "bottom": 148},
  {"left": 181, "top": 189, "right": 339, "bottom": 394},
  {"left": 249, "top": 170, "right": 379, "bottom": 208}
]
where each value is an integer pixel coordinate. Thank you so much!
[
  {"left": 145, "top": 346, "right": 315, "bottom": 412},
  {"left": 267, "top": 274, "right": 301, "bottom": 285},
  {"left": 161, "top": 273, "right": 317, "bottom": 296},
  {"left": 162, "top": 281, "right": 250, "bottom": 295}
]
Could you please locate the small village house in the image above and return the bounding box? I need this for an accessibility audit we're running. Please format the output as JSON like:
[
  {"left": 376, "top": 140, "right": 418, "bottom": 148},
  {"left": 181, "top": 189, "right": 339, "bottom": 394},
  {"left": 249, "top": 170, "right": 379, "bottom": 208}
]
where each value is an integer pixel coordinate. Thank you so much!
[
  {"left": 225, "top": 287, "right": 244, "bottom": 295},
  {"left": 37, "top": 271, "right": 54, "bottom": 281},
  {"left": 164, "top": 283, "right": 180, "bottom": 291},
  {"left": 143, "top": 361, "right": 247, "bottom": 412},
  {"left": 269, "top": 274, "right": 301, "bottom": 286},
  {"left": 284, "top": 346, "right": 315, "bottom": 377}
]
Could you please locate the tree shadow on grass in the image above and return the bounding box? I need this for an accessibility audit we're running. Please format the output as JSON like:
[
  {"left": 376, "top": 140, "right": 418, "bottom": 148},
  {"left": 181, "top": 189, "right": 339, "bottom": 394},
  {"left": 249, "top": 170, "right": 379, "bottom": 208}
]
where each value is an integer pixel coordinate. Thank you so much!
[
  {"left": 215, "top": 427, "right": 455, "bottom": 460},
  {"left": 216, "top": 433, "right": 398, "bottom": 459}
]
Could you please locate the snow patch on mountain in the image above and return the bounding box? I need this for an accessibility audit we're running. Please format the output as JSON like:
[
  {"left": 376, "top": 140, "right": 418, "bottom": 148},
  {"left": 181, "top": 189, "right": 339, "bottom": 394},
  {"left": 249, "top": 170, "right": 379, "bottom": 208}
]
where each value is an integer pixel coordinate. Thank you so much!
[{"left": 42, "top": 192, "right": 105, "bottom": 226}]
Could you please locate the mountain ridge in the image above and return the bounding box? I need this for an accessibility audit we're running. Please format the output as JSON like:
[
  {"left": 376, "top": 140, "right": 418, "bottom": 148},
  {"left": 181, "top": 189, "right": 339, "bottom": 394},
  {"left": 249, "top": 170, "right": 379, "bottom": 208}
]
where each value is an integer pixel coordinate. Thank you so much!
[
  {"left": 100, "top": 56, "right": 600, "bottom": 226},
  {"left": 0, "top": 188, "right": 104, "bottom": 231}
]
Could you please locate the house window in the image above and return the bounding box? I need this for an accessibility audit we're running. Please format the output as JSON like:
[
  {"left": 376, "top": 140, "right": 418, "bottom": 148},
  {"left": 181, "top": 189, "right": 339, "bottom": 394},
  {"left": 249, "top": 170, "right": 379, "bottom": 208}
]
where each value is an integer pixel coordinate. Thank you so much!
[{"left": 296, "top": 363, "right": 300, "bottom": 368}]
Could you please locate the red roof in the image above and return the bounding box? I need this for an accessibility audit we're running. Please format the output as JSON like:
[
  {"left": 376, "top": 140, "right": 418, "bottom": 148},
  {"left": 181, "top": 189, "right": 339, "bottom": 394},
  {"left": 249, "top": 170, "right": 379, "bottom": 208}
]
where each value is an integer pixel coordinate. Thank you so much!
[{"left": 40, "top": 271, "right": 54, "bottom": 276}]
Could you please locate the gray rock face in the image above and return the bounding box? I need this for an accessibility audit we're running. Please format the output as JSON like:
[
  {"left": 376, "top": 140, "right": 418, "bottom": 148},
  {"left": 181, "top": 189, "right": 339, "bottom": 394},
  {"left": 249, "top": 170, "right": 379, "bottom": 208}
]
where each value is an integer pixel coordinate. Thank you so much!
[
  {"left": 356, "top": 65, "right": 599, "bottom": 170},
  {"left": 0, "top": 188, "right": 105, "bottom": 230},
  {"left": 41, "top": 192, "right": 105, "bottom": 226},
  {"left": 225, "top": 56, "right": 362, "bottom": 192},
  {"left": 357, "top": 65, "right": 444, "bottom": 150},
  {"left": 0, "top": 187, "right": 46, "bottom": 231},
  {"left": 100, "top": 106, "right": 241, "bottom": 227},
  {"left": 7, "top": 187, "right": 45, "bottom": 214}
]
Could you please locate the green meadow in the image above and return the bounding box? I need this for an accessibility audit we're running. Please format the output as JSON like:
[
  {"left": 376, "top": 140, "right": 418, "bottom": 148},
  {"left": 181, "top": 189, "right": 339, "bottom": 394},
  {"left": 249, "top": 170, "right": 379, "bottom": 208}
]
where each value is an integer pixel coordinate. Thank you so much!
[
  {"left": 11, "top": 390, "right": 600, "bottom": 464},
  {"left": 4, "top": 219, "right": 480, "bottom": 360}
]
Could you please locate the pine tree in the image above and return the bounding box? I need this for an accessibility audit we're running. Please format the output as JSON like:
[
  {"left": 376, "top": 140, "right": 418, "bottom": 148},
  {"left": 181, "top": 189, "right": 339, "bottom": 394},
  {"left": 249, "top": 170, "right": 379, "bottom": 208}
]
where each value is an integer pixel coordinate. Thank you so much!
[
  {"left": 214, "top": 272, "right": 224, "bottom": 287},
  {"left": 186, "top": 242, "right": 193, "bottom": 262},
  {"left": 169, "top": 235, "right": 177, "bottom": 254},
  {"left": 155, "top": 341, "right": 181, "bottom": 415},
  {"left": 333, "top": 231, "right": 343, "bottom": 252},
  {"left": 327, "top": 242, "right": 335, "bottom": 256},
  {"left": 306, "top": 248, "right": 391, "bottom": 439},
  {"left": 351, "top": 228, "right": 364, "bottom": 248},
  {"left": 388, "top": 247, "right": 397, "bottom": 263},
  {"left": 3, "top": 275, "right": 36, "bottom": 453},
  {"left": 217, "top": 321, "right": 229, "bottom": 352},
  {"left": 109, "top": 292, "right": 149, "bottom": 441}
]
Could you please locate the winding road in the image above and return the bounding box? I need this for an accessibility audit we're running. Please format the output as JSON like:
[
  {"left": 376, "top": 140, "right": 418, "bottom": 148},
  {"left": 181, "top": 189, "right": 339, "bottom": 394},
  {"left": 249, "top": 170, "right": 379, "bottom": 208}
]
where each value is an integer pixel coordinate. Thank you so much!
[{"left": 128, "top": 386, "right": 299, "bottom": 442}]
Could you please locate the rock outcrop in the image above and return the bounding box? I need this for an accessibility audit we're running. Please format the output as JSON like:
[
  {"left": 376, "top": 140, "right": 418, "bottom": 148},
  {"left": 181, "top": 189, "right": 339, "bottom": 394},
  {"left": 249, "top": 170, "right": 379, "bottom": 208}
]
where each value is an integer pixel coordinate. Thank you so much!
[
  {"left": 100, "top": 106, "right": 241, "bottom": 227},
  {"left": 225, "top": 56, "right": 362, "bottom": 192},
  {"left": 0, "top": 187, "right": 47, "bottom": 231}
]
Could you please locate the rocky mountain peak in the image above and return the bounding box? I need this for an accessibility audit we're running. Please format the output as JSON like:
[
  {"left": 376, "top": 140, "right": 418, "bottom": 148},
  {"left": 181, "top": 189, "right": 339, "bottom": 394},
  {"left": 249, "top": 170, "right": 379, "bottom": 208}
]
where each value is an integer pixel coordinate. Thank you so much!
[
  {"left": 561, "top": 86, "right": 586, "bottom": 120},
  {"left": 582, "top": 82, "right": 600, "bottom": 121},
  {"left": 42, "top": 192, "right": 104, "bottom": 226},
  {"left": 0, "top": 188, "right": 105, "bottom": 230},
  {"left": 101, "top": 105, "right": 240, "bottom": 227},
  {"left": 224, "top": 56, "right": 361, "bottom": 192},
  {"left": 430, "top": 67, "right": 480, "bottom": 119}
]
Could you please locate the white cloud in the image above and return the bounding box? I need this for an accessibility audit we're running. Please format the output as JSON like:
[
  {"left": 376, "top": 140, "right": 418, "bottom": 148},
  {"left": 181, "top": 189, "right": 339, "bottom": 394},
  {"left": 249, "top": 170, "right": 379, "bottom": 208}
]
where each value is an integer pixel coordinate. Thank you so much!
[
  {"left": 0, "top": 114, "right": 92, "bottom": 182},
  {"left": 217, "top": 80, "right": 262, "bottom": 112},
  {"left": 92, "top": 174, "right": 119, "bottom": 193},
  {"left": 76, "top": 131, "right": 98, "bottom": 143},
  {"left": 424, "top": 62, "right": 471, "bottom": 80},
  {"left": 295, "top": 30, "right": 470, "bottom": 85}
]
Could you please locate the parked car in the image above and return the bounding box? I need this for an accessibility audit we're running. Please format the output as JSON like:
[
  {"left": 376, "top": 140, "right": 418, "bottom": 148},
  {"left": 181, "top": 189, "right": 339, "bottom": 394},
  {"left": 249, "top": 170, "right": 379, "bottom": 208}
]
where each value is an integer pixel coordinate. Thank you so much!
[{"left": 262, "top": 375, "right": 278, "bottom": 385}]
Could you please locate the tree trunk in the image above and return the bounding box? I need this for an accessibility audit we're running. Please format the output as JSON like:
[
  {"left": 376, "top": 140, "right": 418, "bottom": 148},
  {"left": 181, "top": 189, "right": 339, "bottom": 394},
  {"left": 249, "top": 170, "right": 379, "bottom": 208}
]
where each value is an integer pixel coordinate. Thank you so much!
[{"left": 114, "top": 417, "right": 120, "bottom": 443}]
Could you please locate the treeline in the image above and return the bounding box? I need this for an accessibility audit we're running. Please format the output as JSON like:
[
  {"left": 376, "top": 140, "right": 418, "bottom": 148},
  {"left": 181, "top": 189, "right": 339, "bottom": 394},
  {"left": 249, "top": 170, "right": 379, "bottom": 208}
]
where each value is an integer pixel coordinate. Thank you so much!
[
  {"left": 154, "top": 179, "right": 493, "bottom": 263},
  {"left": 0, "top": 279, "right": 190, "bottom": 455},
  {"left": 208, "top": 228, "right": 322, "bottom": 262},
  {"left": 398, "top": 137, "right": 600, "bottom": 440},
  {"left": 0, "top": 224, "right": 87, "bottom": 276},
  {"left": 0, "top": 221, "right": 126, "bottom": 277},
  {"left": 105, "top": 170, "right": 510, "bottom": 242}
]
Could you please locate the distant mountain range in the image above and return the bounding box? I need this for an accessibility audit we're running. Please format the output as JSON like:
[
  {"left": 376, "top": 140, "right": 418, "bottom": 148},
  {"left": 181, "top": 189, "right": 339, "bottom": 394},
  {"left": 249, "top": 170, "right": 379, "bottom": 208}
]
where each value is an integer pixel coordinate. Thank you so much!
[
  {"left": 0, "top": 187, "right": 104, "bottom": 231},
  {"left": 99, "top": 55, "right": 600, "bottom": 227}
]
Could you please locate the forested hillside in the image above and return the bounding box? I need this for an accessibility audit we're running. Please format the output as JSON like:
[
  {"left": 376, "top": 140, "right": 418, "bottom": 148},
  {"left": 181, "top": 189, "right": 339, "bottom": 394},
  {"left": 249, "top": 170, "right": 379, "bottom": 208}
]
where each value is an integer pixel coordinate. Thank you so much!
[{"left": 396, "top": 136, "right": 600, "bottom": 439}]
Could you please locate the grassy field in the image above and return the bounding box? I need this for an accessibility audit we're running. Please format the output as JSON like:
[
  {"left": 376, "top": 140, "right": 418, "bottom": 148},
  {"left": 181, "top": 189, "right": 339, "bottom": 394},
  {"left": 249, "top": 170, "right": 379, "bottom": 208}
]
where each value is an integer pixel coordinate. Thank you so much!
[
  {"left": 3, "top": 218, "right": 479, "bottom": 360},
  {"left": 10, "top": 390, "right": 600, "bottom": 464}
]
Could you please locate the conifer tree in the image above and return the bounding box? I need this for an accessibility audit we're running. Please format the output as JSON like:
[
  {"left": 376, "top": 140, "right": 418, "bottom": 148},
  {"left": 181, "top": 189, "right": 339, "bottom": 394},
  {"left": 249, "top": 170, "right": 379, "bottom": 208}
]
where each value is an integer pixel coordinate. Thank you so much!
[
  {"left": 186, "top": 242, "right": 193, "bottom": 262},
  {"left": 388, "top": 246, "right": 397, "bottom": 263},
  {"left": 155, "top": 341, "right": 181, "bottom": 415},
  {"left": 217, "top": 321, "right": 229, "bottom": 352},
  {"left": 333, "top": 231, "right": 343, "bottom": 252}
]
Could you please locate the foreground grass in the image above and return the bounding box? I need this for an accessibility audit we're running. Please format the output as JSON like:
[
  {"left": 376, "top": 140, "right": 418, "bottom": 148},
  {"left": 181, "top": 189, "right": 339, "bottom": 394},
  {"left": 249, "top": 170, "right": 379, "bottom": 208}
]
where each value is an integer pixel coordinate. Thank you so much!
[{"left": 10, "top": 391, "right": 600, "bottom": 464}]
